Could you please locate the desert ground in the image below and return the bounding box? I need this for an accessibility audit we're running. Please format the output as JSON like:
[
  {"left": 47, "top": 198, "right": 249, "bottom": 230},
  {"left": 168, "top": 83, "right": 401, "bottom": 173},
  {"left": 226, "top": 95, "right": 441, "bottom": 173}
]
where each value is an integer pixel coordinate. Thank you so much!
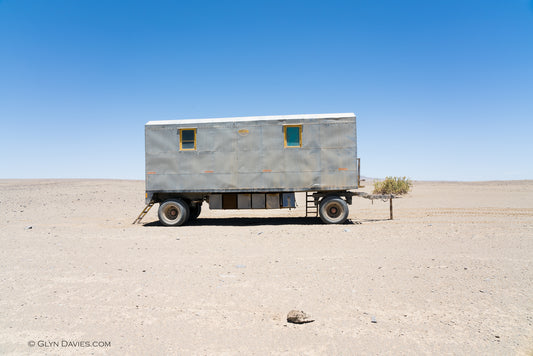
[{"left": 0, "top": 179, "right": 532, "bottom": 355}]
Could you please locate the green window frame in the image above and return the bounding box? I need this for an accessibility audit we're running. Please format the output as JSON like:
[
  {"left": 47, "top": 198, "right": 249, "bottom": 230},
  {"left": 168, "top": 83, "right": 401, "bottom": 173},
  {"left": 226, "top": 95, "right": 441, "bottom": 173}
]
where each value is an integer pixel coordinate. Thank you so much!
[
  {"left": 179, "top": 128, "right": 196, "bottom": 151},
  {"left": 284, "top": 125, "right": 302, "bottom": 147}
]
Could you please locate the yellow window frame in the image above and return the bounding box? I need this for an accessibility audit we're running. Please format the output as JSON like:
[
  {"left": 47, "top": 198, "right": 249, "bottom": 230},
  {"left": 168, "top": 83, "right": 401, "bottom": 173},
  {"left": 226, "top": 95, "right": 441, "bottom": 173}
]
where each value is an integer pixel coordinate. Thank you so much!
[
  {"left": 284, "top": 125, "right": 302, "bottom": 148},
  {"left": 179, "top": 128, "right": 197, "bottom": 151}
]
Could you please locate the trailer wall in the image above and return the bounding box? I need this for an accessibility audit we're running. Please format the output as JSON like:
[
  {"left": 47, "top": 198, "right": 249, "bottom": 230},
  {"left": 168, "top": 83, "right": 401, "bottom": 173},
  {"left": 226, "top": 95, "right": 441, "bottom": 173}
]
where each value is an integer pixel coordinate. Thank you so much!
[{"left": 145, "top": 114, "right": 357, "bottom": 194}]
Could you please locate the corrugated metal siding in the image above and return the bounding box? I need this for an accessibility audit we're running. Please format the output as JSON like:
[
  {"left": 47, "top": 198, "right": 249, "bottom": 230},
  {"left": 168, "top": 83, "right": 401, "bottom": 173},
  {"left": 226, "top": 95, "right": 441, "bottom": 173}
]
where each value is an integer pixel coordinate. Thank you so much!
[{"left": 146, "top": 114, "right": 357, "bottom": 193}]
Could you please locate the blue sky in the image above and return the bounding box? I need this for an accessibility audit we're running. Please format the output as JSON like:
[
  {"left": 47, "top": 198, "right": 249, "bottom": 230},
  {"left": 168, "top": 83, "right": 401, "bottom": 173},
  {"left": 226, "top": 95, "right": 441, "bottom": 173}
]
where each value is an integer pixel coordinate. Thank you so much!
[{"left": 0, "top": 0, "right": 532, "bottom": 181}]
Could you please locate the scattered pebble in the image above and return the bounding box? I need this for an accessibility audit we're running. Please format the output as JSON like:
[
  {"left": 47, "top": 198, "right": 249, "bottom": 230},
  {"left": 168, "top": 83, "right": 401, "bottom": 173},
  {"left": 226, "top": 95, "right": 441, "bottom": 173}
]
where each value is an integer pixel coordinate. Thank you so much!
[
  {"left": 371, "top": 316, "right": 377, "bottom": 323},
  {"left": 343, "top": 229, "right": 351, "bottom": 232},
  {"left": 235, "top": 265, "right": 246, "bottom": 268},
  {"left": 25, "top": 226, "right": 32, "bottom": 230}
]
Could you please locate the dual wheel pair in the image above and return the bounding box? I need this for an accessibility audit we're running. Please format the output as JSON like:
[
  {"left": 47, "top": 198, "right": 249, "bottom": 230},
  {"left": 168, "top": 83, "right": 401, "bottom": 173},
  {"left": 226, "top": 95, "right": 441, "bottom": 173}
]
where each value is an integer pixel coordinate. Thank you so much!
[
  {"left": 318, "top": 196, "right": 349, "bottom": 224},
  {"left": 158, "top": 199, "right": 201, "bottom": 226}
]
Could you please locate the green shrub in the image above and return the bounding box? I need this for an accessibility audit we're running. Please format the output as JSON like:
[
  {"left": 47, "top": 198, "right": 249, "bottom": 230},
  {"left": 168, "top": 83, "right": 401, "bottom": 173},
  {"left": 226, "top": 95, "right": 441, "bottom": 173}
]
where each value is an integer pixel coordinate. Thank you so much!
[{"left": 373, "top": 176, "right": 412, "bottom": 195}]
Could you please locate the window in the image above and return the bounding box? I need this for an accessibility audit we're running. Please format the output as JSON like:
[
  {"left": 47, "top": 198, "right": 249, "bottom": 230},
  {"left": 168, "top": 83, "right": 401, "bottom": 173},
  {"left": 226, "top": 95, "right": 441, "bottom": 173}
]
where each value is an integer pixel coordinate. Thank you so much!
[
  {"left": 179, "top": 129, "right": 196, "bottom": 150},
  {"left": 284, "top": 125, "right": 302, "bottom": 147}
]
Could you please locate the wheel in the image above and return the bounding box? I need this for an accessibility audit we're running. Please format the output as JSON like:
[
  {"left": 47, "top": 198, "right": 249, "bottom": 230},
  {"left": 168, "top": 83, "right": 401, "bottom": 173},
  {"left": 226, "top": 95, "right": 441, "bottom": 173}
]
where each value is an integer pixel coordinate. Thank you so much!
[
  {"left": 158, "top": 199, "right": 190, "bottom": 226},
  {"left": 319, "top": 196, "right": 349, "bottom": 224},
  {"left": 189, "top": 203, "right": 202, "bottom": 221}
]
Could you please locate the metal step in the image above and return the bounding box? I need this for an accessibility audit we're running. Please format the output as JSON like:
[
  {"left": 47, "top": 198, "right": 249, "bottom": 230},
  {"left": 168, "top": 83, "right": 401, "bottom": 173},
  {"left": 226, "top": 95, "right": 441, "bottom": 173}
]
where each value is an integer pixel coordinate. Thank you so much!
[
  {"left": 132, "top": 201, "right": 155, "bottom": 224},
  {"left": 305, "top": 192, "right": 318, "bottom": 218}
]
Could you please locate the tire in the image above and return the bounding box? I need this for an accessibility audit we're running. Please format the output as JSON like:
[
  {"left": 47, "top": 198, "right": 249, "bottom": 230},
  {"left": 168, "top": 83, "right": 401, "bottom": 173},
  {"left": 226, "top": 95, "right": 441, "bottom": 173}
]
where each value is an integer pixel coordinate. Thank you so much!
[
  {"left": 189, "top": 203, "right": 202, "bottom": 221},
  {"left": 158, "top": 199, "right": 190, "bottom": 226},
  {"left": 319, "top": 196, "right": 349, "bottom": 224}
]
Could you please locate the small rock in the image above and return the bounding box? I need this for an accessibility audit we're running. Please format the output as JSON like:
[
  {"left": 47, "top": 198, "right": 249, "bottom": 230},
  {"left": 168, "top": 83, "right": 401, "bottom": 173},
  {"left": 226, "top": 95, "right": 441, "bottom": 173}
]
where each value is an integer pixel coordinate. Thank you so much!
[
  {"left": 343, "top": 229, "right": 350, "bottom": 232},
  {"left": 287, "top": 310, "right": 314, "bottom": 324},
  {"left": 25, "top": 226, "right": 32, "bottom": 230},
  {"left": 235, "top": 265, "right": 246, "bottom": 268},
  {"left": 257, "top": 232, "right": 263, "bottom": 235},
  {"left": 371, "top": 316, "right": 377, "bottom": 323}
]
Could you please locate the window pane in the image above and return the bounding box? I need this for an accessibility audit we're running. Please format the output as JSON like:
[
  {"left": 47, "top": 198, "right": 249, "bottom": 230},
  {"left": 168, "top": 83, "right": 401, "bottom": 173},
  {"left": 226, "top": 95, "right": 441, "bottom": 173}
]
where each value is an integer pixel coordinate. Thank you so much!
[
  {"left": 182, "top": 130, "right": 195, "bottom": 142},
  {"left": 286, "top": 126, "right": 300, "bottom": 147},
  {"left": 181, "top": 141, "right": 195, "bottom": 149}
]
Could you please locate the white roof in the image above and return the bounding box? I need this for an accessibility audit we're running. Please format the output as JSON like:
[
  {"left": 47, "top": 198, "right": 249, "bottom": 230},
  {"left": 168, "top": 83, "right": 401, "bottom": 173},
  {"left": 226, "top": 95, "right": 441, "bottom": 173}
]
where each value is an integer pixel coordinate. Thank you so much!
[{"left": 146, "top": 113, "right": 355, "bottom": 126}]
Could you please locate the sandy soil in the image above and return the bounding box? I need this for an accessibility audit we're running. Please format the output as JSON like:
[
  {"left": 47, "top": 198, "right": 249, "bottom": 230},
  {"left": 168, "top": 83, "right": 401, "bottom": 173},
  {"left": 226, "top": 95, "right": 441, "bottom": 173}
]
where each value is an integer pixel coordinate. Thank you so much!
[{"left": 0, "top": 179, "right": 532, "bottom": 355}]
